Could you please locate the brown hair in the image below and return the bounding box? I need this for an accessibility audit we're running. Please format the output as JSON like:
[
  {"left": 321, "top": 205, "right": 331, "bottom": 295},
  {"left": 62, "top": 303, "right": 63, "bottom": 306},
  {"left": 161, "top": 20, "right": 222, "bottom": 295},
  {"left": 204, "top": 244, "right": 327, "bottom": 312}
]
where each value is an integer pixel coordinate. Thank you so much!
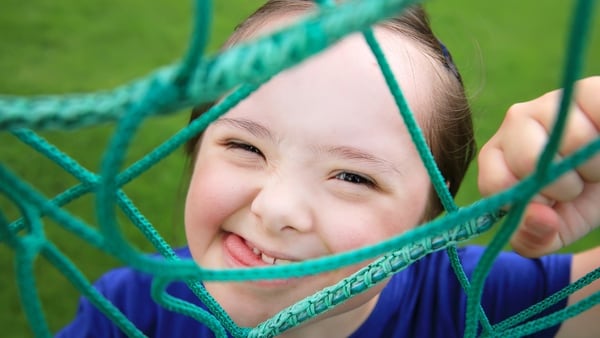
[{"left": 185, "top": 1, "right": 475, "bottom": 221}]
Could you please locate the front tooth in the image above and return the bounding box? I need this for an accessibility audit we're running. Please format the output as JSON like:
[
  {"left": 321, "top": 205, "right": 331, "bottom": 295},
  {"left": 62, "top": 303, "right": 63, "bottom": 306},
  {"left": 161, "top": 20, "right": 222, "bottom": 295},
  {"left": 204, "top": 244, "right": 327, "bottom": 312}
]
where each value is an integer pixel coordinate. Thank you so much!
[
  {"left": 252, "top": 247, "right": 261, "bottom": 256},
  {"left": 261, "top": 253, "right": 276, "bottom": 265}
]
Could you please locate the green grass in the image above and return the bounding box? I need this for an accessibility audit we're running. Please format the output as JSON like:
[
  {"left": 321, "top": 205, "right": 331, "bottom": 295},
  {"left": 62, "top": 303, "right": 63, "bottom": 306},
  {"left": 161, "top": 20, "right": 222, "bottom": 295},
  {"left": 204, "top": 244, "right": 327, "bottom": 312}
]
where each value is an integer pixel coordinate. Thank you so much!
[{"left": 0, "top": 0, "right": 599, "bottom": 336}]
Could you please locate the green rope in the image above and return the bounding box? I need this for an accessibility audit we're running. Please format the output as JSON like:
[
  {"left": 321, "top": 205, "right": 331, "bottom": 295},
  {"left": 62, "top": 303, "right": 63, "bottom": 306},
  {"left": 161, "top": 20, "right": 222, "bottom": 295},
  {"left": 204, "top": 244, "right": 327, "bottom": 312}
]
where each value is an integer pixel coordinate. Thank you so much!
[
  {"left": 500, "top": 290, "right": 600, "bottom": 337},
  {"left": 491, "top": 267, "right": 600, "bottom": 334},
  {"left": 361, "top": 22, "right": 498, "bottom": 336},
  {"left": 464, "top": 0, "right": 596, "bottom": 336}
]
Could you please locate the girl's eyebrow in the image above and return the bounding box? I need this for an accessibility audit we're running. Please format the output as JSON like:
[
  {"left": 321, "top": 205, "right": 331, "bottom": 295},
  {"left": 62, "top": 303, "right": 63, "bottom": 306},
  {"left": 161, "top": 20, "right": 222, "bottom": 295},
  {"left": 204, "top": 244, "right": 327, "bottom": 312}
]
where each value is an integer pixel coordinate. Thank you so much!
[
  {"left": 213, "top": 117, "right": 275, "bottom": 141},
  {"left": 318, "top": 145, "right": 403, "bottom": 175}
]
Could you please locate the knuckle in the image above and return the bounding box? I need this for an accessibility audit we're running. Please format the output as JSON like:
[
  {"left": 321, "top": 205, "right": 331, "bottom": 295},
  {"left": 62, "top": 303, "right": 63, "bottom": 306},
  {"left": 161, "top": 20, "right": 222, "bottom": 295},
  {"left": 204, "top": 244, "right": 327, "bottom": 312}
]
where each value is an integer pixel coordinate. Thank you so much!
[
  {"left": 478, "top": 168, "right": 515, "bottom": 197},
  {"left": 505, "top": 103, "right": 526, "bottom": 121}
]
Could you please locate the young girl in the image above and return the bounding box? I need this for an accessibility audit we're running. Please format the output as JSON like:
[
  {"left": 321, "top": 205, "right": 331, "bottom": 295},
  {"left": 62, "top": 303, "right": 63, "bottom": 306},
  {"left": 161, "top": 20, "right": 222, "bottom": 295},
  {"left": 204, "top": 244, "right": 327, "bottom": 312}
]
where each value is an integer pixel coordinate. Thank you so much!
[{"left": 57, "top": 1, "right": 600, "bottom": 337}]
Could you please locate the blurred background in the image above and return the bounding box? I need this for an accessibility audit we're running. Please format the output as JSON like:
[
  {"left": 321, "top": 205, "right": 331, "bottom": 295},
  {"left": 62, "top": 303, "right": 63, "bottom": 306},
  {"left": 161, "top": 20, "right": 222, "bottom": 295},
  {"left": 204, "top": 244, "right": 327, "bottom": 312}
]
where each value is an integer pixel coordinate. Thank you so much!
[{"left": 1, "top": 0, "right": 599, "bottom": 336}]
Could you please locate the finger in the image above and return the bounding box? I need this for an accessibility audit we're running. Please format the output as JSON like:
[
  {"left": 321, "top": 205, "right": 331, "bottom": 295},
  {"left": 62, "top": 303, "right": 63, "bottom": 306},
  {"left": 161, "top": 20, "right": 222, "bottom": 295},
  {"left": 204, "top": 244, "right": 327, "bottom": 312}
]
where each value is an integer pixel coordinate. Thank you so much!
[
  {"left": 500, "top": 105, "right": 584, "bottom": 202},
  {"left": 477, "top": 139, "right": 518, "bottom": 197},
  {"left": 510, "top": 202, "right": 564, "bottom": 258},
  {"left": 514, "top": 182, "right": 600, "bottom": 257},
  {"left": 576, "top": 76, "right": 600, "bottom": 131},
  {"left": 571, "top": 78, "right": 600, "bottom": 181},
  {"left": 562, "top": 107, "right": 600, "bottom": 182},
  {"left": 528, "top": 82, "right": 600, "bottom": 182},
  {"left": 478, "top": 140, "right": 556, "bottom": 208},
  {"left": 550, "top": 182, "right": 600, "bottom": 245}
]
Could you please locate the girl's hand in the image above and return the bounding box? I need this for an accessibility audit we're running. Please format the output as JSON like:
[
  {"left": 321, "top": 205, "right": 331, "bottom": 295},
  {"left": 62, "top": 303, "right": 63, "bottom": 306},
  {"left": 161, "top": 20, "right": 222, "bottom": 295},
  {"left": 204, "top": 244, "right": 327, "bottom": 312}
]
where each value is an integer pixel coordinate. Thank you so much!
[{"left": 478, "top": 76, "right": 600, "bottom": 258}]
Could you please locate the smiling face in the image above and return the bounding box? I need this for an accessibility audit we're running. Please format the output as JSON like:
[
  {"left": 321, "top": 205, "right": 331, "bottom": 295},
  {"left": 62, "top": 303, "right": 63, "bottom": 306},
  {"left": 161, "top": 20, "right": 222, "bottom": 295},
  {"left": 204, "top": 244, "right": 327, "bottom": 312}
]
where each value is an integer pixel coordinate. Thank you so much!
[{"left": 184, "top": 27, "right": 436, "bottom": 334}]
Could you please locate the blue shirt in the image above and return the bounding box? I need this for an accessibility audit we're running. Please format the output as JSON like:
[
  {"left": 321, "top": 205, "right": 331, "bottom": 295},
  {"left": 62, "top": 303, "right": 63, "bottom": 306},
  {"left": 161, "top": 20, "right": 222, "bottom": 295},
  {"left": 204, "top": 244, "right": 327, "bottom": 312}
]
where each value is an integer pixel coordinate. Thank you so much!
[{"left": 57, "top": 246, "right": 571, "bottom": 337}]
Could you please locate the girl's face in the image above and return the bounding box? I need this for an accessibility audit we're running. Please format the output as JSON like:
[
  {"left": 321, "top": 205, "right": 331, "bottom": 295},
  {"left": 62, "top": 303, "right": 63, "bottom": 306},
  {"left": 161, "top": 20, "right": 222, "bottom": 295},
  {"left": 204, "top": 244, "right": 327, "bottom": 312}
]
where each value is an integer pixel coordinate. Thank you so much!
[{"left": 184, "top": 29, "right": 432, "bottom": 331}]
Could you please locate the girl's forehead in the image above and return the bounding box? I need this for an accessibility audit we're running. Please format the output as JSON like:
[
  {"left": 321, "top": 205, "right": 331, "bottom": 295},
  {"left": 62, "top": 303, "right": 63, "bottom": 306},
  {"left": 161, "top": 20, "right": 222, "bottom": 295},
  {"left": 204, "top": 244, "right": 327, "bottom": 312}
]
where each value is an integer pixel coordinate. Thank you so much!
[
  {"left": 222, "top": 35, "right": 426, "bottom": 146},
  {"left": 259, "top": 14, "right": 435, "bottom": 117},
  {"left": 222, "top": 12, "right": 438, "bottom": 139},
  {"left": 252, "top": 26, "right": 434, "bottom": 118}
]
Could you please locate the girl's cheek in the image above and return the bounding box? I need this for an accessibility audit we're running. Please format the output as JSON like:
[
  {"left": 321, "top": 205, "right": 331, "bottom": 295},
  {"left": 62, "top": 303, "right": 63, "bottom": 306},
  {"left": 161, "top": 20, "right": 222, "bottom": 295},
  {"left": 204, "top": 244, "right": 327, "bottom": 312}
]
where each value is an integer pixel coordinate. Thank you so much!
[
  {"left": 186, "top": 167, "right": 231, "bottom": 231},
  {"left": 317, "top": 211, "right": 385, "bottom": 254},
  {"left": 322, "top": 206, "right": 421, "bottom": 255},
  {"left": 185, "top": 158, "right": 257, "bottom": 234}
]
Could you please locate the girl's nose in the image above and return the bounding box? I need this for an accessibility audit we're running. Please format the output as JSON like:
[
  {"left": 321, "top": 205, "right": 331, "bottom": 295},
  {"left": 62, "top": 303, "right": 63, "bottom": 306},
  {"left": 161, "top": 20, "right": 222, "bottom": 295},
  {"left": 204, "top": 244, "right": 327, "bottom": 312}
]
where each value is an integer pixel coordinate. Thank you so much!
[{"left": 250, "top": 174, "right": 314, "bottom": 234}]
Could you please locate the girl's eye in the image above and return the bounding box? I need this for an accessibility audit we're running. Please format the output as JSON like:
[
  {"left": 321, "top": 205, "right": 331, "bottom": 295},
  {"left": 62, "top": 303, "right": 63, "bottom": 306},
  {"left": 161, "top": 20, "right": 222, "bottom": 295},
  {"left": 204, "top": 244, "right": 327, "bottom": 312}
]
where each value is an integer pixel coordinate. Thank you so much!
[
  {"left": 226, "top": 141, "right": 264, "bottom": 158},
  {"left": 335, "top": 172, "right": 375, "bottom": 187}
]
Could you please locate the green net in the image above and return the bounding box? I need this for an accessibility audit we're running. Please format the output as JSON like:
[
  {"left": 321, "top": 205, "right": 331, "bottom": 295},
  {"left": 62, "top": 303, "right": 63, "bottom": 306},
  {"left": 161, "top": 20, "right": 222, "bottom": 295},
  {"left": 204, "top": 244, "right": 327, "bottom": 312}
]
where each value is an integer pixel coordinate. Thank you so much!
[{"left": 1, "top": 0, "right": 599, "bottom": 337}]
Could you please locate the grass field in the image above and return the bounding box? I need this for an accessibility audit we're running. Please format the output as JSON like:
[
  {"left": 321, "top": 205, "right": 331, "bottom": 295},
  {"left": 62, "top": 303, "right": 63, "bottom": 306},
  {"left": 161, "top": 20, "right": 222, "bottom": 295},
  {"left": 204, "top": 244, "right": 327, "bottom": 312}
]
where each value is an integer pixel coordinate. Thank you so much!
[{"left": 1, "top": 0, "right": 599, "bottom": 336}]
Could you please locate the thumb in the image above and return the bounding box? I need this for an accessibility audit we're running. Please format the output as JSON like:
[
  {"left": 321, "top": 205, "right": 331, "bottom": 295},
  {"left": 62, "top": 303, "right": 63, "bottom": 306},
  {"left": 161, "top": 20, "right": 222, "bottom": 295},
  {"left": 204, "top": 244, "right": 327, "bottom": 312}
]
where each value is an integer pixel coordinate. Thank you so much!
[{"left": 510, "top": 203, "right": 564, "bottom": 258}]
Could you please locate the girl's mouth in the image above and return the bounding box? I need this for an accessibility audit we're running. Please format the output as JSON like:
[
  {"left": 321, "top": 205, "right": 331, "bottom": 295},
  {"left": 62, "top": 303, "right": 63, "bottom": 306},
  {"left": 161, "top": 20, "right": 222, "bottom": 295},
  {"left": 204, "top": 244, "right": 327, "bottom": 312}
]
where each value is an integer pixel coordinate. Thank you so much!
[
  {"left": 222, "top": 232, "right": 295, "bottom": 267},
  {"left": 222, "top": 232, "right": 298, "bottom": 286}
]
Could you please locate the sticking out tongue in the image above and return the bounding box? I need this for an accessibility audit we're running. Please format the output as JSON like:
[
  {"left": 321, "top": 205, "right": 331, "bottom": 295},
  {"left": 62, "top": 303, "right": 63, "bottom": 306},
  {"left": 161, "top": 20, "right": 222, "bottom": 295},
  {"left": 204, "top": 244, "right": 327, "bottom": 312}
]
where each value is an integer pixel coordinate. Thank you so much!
[{"left": 223, "top": 232, "right": 266, "bottom": 267}]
